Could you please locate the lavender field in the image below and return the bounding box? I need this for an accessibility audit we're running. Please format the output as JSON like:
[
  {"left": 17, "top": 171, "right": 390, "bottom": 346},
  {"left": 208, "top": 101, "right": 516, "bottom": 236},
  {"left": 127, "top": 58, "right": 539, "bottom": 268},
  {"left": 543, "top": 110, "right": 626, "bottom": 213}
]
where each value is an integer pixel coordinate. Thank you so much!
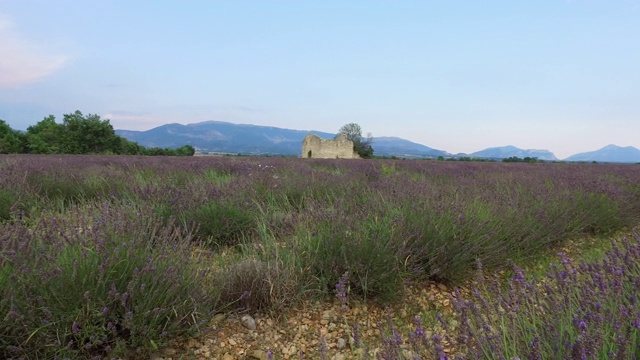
[{"left": 1, "top": 155, "right": 639, "bottom": 359}]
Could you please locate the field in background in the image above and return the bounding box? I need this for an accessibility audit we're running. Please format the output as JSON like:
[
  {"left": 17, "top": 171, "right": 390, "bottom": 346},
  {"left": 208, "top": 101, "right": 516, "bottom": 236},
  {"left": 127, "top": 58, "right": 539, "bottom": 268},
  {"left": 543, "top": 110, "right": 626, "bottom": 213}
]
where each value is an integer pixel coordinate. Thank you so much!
[{"left": 1, "top": 155, "right": 639, "bottom": 358}]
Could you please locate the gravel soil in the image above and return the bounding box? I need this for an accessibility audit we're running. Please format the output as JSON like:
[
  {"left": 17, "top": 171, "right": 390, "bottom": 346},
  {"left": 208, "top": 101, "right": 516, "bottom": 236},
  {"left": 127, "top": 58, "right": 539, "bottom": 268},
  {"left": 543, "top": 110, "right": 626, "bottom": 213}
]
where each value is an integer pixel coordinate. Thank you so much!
[{"left": 151, "top": 282, "right": 458, "bottom": 360}]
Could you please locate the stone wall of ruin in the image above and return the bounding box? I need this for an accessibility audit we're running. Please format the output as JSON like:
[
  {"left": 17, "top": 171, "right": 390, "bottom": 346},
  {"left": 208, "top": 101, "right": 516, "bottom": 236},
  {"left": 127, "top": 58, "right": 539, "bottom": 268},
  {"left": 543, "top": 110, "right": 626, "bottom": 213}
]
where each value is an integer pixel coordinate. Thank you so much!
[{"left": 301, "top": 134, "right": 360, "bottom": 159}]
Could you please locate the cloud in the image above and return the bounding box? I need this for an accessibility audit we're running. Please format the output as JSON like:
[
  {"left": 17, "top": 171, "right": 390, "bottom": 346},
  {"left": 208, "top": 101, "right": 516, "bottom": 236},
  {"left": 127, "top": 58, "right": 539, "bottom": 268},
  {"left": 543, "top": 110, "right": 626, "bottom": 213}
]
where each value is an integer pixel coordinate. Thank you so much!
[{"left": 0, "top": 15, "right": 69, "bottom": 88}]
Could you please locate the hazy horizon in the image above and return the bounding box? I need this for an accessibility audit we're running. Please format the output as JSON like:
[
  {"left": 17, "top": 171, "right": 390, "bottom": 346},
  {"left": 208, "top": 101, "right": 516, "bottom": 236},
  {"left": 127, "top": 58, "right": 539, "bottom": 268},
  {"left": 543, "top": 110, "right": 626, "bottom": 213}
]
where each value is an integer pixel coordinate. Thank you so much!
[{"left": 1, "top": 1, "right": 639, "bottom": 159}]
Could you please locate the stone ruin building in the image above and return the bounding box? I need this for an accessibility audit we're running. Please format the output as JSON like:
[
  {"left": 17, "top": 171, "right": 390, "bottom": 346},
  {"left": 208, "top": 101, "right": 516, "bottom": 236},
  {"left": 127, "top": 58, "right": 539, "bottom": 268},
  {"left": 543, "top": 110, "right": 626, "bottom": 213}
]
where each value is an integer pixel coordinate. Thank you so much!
[{"left": 301, "top": 133, "right": 360, "bottom": 159}]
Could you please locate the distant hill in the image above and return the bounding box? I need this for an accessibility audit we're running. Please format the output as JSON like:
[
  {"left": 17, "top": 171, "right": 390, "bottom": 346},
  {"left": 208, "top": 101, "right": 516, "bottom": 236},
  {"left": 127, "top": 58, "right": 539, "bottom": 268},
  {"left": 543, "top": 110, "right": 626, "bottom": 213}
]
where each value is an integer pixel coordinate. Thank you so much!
[
  {"left": 116, "top": 121, "right": 334, "bottom": 155},
  {"left": 116, "top": 121, "right": 448, "bottom": 157},
  {"left": 366, "top": 137, "right": 448, "bottom": 158},
  {"left": 469, "top": 145, "right": 559, "bottom": 161},
  {"left": 564, "top": 145, "right": 640, "bottom": 163}
]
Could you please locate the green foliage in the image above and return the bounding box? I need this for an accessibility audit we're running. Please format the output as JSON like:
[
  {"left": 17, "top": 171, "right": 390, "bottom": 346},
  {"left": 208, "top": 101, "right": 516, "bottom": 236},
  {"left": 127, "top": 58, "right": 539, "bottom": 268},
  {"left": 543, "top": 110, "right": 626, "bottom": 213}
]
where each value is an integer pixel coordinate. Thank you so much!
[
  {"left": 380, "top": 163, "right": 397, "bottom": 176},
  {"left": 503, "top": 156, "right": 541, "bottom": 163},
  {"left": 0, "top": 189, "right": 16, "bottom": 221},
  {"left": 184, "top": 201, "right": 256, "bottom": 247},
  {"left": 140, "top": 144, "right": 196, "bottom": 156},
  {"left": 3, "top": 111, "right": 195, "bottom": 156},
  {"left": 203, "top": 168, "right": 234, "bottom": 185},
  {"left": 114, "top": 137, "right": 144, "bottom": 155},
  {"left": 0, "top": 119, "right": 24, "bottom": 154},
  {"left": 175, "top": 144, "right": 196, "bottom": 156},
  {"left": 26, "top": 172, "right": 119, "bottom": 209},
  {"left": 25, "top": 115, "right": 64, "bottom": 153},
  {"left": 61, "top": 111, "right": 118, "bottom": 154},
  {"left": 299, "top": 215, "right": 406, "bottom": 302},
  {"left": 336, "top": 122, "right": 374, "bottom": 159},
  {"left": 575, "top": 192, "right": 626, "bottom": 235},
  {"left": 447, "top": 156, "right": 496, "bottom": 162}
]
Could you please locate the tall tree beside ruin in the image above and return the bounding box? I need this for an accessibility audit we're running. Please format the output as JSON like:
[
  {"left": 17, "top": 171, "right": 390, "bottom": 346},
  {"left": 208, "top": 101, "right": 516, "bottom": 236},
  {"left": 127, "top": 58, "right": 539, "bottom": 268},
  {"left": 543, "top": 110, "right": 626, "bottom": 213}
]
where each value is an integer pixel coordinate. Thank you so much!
[{"left": 336, "top": 123, "right": 374, "bottom": 158}]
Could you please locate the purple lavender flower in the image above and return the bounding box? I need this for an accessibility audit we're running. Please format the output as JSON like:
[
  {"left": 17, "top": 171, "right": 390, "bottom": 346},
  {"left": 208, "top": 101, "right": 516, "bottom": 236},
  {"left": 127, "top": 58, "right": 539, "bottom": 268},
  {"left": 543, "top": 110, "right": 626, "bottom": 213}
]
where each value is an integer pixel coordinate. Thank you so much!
[
  {"left": 352, "top": 323, "right": 362, "bottom": 348},
  {"left": 335, "top": 271, "right": 349, "bottom": 311},
  {"left": 413, "top": 315, "right": 425, "bottom": 337},
  {"left": 72, "top": 321, "right": 80, "bottom": 334},
  {"left": 578, "top": 320, "right": 587, "bottom": 332},
  {"left": 436, "top": 313, "right": 449, "bottom": 330}
]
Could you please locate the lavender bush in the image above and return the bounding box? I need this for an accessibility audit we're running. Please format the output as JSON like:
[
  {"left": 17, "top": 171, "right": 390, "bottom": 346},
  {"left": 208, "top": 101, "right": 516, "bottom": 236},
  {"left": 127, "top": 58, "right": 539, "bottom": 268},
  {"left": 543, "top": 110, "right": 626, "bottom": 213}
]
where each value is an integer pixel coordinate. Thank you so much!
[
  {"left": 452, "top": 230, "right": 640, "bottom": 359},
  {"left": 0, "top": 201, "right": 217, "bottom": 359}
]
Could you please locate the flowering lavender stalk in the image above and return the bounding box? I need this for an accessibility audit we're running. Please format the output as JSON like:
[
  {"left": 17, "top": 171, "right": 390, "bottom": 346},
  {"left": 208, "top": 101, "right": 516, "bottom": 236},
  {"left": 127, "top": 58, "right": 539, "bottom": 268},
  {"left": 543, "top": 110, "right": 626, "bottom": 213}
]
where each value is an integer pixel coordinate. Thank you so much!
[
  {"left": 336, "top": 271, "right": 349, "bottom": 312},
  {"left": 319, "top": 334, "right": 329, "bottom": 360},
  {"left": 352, "top": 323, "right": 362, "bottom": 348}
]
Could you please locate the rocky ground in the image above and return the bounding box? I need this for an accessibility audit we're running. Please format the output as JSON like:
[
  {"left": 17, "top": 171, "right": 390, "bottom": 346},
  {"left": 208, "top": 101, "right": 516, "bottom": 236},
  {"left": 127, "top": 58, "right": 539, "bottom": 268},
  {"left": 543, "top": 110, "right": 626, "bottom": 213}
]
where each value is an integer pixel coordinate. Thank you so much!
[{"left": 151, "top": 281, "right": 458, "bottom": 360}]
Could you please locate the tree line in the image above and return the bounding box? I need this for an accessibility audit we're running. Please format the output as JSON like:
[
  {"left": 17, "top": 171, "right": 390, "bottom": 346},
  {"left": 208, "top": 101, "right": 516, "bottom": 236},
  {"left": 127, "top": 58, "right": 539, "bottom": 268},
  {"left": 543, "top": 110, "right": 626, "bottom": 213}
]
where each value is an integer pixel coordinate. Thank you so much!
[{"left": 0, "top": 111, "right": 195, "bottom": 156}]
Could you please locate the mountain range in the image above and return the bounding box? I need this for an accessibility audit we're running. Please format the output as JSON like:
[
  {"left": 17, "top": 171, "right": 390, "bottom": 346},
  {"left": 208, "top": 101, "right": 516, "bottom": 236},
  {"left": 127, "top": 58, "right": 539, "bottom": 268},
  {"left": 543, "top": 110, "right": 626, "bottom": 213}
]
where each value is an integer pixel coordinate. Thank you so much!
[
  {"left": 468, "top": 145, "right": 558, "bottom": 161},
  {"left": 564, "top": 145, "right": 640, "bottom": 163},
  {"left": 115, "top": 121, "right": 640, "bottom": 163}
]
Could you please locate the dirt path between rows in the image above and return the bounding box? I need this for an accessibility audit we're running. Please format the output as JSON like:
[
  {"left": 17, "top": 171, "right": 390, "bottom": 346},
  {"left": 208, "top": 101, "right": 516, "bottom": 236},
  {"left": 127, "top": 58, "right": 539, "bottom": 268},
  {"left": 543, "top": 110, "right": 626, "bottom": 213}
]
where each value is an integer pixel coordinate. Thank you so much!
[{"left": 152, "top": 282, "right": 457, "bottom": 360}]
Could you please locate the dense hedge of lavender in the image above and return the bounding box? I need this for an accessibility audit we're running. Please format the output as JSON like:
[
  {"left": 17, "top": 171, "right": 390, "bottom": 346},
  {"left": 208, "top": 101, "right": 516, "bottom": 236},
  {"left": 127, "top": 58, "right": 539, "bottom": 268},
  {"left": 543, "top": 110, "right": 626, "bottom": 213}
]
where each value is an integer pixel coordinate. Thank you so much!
[{"left": 1, "top": 154, "right": 639, "bottom": 357}]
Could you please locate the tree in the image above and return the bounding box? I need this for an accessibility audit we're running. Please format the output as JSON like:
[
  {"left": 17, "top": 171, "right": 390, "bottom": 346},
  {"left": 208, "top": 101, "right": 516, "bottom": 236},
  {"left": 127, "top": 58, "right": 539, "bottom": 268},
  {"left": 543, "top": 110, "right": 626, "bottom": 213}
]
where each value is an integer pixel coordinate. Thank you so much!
[
  {"left": 0, "top": 120, "right": 24, "bottom": 154},
  {"left": 175, "top": 145, "right": 196, "bottom": 156},
  {"left": 1, "top": 111, "right": 196, "bottom": 156},
  {"left": 114, "top": 137, "right": 143, "bottom": 155},
  {"left": 26, "top": 115, "right": 65, "bottom": 153},
  {"left": 61, "top": 111, "right": 119, "bottom": 154},
  {"left": 336, "top": 123, "right": 374, "bottom": 159}
]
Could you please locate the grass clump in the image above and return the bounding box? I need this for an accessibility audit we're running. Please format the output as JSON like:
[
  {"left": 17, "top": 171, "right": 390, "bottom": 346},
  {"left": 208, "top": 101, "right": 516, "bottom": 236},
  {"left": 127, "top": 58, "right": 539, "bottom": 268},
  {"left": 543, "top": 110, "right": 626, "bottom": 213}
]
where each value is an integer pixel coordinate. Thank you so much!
[
  {"left": 299, "top": 211, "right": 407, "bottom": 303},
  {"left": 202, "top": 168, "right": 234, "bottom": 185},
  {"left": 0, "top": 202, "right": 217, "bottom": 359},
  {"left": 0, "top": 189, "right": 17, "bottom": 221},
  {"left": 214, "top": 257, "right": 300, "bottom": 313},
  {"left": 185, "top": 200, "right": 257, "bottom": 248}
]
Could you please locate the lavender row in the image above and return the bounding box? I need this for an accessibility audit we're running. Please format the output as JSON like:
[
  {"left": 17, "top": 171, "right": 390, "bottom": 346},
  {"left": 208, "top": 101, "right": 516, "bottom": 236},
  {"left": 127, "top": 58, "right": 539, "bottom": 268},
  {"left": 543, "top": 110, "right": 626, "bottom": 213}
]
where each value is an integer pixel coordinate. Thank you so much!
[{"left": 333, "top": 230, "right": 640, "bottom": 359}]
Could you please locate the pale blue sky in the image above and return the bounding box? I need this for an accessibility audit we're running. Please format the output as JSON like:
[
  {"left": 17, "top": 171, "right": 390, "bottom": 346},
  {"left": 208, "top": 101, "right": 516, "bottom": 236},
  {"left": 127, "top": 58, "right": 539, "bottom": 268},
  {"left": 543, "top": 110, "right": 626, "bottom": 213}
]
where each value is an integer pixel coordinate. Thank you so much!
[{"left": 1, "top": 1, "right": 639, "bottom": 159}]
